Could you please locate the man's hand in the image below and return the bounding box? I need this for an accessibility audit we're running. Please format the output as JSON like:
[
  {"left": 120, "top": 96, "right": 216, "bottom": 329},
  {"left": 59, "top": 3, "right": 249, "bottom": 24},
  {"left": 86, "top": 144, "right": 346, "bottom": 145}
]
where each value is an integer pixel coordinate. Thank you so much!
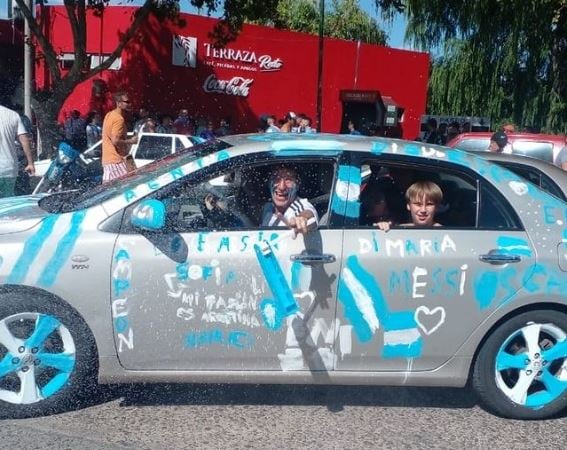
[
  {"left": 128, "top": 133, "right": 139, "bottom": 145},
  {"left": 280, "top": 212, "right": 316, "bottom": 238},
  {"left": 24, "top": 163, "right": 35, "bottom": 176}
]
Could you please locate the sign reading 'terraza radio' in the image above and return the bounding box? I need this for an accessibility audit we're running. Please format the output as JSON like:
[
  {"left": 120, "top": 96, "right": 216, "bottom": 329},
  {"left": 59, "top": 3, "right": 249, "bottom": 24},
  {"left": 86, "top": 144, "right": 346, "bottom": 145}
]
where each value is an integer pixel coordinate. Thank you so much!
[
  {"left": 203, "top": 43, "right": 283, "bottom": 72},
  {"left": 172, "top": 34, "right": 284, "bottom": 73}
]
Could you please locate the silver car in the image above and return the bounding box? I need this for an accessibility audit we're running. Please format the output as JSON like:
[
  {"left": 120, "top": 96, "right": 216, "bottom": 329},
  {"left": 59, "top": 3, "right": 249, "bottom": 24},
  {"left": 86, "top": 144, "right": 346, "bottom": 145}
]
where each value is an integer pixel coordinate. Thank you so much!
[{"left": 1, "top": 134, "right": 566, "bottom": 420}]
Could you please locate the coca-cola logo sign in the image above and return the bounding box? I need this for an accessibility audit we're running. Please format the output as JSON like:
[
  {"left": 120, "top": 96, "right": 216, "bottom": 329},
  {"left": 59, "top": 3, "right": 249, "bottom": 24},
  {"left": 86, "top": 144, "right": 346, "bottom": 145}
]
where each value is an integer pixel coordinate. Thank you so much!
[
  {"left": 203, "top": 75, "right": 254, "bottom": 97},
  {"left": 203, "top": 43, "right": 283, "bottom": 72}
]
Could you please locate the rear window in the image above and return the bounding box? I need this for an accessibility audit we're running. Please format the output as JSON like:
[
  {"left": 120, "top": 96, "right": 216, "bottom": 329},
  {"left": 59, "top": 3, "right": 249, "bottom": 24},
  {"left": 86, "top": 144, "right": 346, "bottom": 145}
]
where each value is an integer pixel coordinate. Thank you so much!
[
  {"left": 511, "top": 141, "right": 554, "bottom": 163},
  {"left": 497, "top": 163, "right": 566, "bottom": 201},
  {"left": 455, "top": 138, "right": 490, "bottom": 152},
  {"left": 136, "top": 136, "right": 172, "bottom": 160}
]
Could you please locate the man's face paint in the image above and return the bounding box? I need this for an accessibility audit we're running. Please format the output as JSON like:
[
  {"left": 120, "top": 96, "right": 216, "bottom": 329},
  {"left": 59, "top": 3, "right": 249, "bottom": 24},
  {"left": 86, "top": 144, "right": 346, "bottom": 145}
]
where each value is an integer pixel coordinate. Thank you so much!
[{"left": 270, "top": 168, "right": 298, "bottom": 210}]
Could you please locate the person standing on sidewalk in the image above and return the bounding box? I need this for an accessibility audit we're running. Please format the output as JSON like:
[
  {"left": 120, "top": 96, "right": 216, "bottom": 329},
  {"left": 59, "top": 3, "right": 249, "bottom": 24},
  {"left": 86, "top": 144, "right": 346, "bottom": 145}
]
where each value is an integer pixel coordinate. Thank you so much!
[
  {"left": 101, "top": 91, "right": 138, "bottom": 183},
  {"left": 0, "top": 102, "right": 35, "bottom": 198}
]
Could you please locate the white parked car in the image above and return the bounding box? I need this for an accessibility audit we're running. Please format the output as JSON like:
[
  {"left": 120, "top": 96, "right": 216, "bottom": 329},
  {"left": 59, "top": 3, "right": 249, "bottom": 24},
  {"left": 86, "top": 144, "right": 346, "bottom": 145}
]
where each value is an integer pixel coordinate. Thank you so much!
[
  {"left": 32, "top": 133, "right": 204, "bottom": 193},
  {"left": 34, "top": 133, "right": 203, "bottom": 177}
]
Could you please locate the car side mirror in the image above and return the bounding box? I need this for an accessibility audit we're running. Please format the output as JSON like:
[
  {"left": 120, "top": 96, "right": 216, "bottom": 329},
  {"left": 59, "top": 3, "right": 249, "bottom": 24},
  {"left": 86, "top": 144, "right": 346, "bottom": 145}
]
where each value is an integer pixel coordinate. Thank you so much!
[{"left": 131, "top": 199, "right": 166, "bottom": 231}]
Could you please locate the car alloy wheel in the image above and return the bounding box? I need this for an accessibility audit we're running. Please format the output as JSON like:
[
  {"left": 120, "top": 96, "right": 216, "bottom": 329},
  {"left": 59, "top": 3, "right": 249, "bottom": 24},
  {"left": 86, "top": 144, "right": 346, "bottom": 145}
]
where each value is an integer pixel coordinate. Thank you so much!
[
  {"left": 0, "top": 312, "right": 76, "bottom": 405},
  {"left": 473, "top": 310, "right": 567, "bottom": 419},
  {"left": 0, "top": 291, "right": 97, "bottom": 418},
  {"left": 495, "top": 322, "right": 567, "bottom": 409}
]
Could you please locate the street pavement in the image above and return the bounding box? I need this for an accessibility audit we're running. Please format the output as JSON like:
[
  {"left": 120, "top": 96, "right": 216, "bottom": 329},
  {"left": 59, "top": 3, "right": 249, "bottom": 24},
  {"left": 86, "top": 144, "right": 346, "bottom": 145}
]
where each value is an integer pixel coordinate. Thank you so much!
[{"left": 1, "top": 383, "right": 566, "bottom": 449}]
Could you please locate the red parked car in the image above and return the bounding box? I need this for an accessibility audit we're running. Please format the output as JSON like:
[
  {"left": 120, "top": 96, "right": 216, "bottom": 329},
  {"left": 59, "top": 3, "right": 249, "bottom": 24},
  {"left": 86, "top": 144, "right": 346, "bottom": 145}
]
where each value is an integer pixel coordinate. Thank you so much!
[{"left": 446, "top": 132, "right": 565, "bottom": 165}]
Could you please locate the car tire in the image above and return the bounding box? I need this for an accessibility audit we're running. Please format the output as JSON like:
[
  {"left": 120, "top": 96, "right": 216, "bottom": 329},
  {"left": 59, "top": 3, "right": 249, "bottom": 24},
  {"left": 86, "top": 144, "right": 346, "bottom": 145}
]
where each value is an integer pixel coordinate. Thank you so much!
[
  {"left": 473, "top": 309, "right": 567, "bottom": 419},
  {"left": 0, "top": 290, "right": 98, "bottom": 418}
]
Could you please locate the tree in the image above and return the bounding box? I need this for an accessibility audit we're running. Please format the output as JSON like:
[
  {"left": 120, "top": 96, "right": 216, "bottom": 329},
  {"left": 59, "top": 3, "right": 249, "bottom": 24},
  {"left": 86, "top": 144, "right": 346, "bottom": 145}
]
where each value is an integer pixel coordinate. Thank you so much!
[
  {"left": 17, "top": 0, "right": 386, "bottom": 152},
  {"left": 266, "top": 0, "right": 386, "bottom": 45},
  {"left": 14, "top": 0, "right": 184, "bottom": 152},
  {"left": 377, "top": 0, "right": 567, "bottom": 133}
]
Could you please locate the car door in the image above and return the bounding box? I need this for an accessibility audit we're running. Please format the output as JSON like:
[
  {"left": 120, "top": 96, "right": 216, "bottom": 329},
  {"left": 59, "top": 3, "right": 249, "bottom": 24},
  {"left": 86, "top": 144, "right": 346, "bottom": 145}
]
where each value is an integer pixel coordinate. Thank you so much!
[
  {"left": 335, "top": 153, "right": 536, "bottom": 372},
  {"left": 110, "top": 153, "right": 345, "bottom": 371}
]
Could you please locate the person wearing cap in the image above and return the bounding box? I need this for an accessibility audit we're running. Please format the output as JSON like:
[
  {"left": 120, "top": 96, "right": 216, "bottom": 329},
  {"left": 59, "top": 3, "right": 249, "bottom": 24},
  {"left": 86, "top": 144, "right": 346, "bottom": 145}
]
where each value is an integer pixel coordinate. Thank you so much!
[
  {"left": 488, "top": 131, "right": 511, "bottom": 153},
  {"left": 280, "top": 112, "right": 296, "bottom": 132}
]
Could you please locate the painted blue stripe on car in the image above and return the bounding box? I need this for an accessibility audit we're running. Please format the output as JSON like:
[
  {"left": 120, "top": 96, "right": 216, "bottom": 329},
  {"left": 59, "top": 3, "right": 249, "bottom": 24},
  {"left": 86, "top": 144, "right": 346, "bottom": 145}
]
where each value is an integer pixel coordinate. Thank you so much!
[
  {"left": 7, "top": 214, "right": 59, "bottom": 284},
  {"left": 37, "top": 210, "right": 87, "bottom": 287},
  {"left": 497, "top": 236, "right": 533, "bottom": 257},
  {"left": 383, "top": 340, "right": 423, "bottom": 359}
]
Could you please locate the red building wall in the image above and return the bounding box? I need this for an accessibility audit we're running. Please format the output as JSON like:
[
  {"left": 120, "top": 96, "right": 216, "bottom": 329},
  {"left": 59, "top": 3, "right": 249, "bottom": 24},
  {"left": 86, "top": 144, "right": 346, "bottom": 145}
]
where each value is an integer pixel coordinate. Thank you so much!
[{"left": 36, "top": 7, "right": 429, "bottom": 139}]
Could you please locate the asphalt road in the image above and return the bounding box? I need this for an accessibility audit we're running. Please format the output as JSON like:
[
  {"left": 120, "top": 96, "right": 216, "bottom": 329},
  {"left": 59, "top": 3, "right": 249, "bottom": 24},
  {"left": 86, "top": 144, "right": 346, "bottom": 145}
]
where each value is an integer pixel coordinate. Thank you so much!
[{"left": 1, "top": 384, "right": 566, "bottom": 450}]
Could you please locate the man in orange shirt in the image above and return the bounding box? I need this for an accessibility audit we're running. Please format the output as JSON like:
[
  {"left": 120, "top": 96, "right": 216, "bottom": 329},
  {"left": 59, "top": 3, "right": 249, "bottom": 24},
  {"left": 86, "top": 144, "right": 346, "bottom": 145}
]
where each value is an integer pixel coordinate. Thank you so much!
[{"left": 101, "top": 91, "right": 138, "bottom": 183}]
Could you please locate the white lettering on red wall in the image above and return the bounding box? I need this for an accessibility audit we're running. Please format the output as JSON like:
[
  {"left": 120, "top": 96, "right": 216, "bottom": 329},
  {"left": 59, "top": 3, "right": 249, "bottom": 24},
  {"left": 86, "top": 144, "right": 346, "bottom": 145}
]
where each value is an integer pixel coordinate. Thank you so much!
[
  {"left": 203, "top": 43, "right": 283, "bottom": 72},
  {"left": 203, "top": 75, "right": 254, "bottom": 97}
]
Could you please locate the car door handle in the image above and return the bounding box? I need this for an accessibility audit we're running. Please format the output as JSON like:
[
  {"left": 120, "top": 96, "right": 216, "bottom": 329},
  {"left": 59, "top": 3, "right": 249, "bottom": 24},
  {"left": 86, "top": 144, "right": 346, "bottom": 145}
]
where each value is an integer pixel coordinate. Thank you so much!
[
  {"left": 479, "top": 252, "right": 522, "bottom": 264},
  {"left": 290, "top": 253, "right": 336, "bottom": 264}
]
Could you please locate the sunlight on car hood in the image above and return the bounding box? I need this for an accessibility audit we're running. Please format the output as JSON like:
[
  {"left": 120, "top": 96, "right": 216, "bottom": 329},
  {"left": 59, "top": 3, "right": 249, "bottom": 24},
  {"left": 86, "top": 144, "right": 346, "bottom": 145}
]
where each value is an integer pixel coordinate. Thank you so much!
[{"left": 0, "top": 195, "right": 50, "bottom": 235}]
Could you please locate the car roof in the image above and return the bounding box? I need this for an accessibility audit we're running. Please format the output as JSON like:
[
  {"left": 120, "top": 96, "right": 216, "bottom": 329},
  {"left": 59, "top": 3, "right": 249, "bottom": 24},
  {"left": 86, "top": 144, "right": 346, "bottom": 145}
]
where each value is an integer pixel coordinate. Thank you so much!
[{"left": 447, "top": 132, "right": 565, "bottom": 147}]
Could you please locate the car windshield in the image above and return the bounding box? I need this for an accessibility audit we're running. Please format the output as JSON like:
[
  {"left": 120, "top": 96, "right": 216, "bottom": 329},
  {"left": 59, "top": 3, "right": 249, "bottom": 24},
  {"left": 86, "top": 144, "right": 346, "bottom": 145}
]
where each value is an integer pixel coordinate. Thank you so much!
[{"left": 38, "top": 139, "right": 232, "bottom": 213}]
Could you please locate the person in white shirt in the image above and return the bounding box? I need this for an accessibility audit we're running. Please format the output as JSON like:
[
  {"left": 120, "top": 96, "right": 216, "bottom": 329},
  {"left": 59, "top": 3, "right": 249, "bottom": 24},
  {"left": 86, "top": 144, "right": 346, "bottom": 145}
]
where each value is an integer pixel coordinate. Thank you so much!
[
  {"left": 0, "top": 103, "right": 35, "bottom": 198},
  {"left": 260, "top": 166, "right": 318, "bottom": 235},
  {"left": 265, "top": 115, "right": 280, "bottom": 133}
]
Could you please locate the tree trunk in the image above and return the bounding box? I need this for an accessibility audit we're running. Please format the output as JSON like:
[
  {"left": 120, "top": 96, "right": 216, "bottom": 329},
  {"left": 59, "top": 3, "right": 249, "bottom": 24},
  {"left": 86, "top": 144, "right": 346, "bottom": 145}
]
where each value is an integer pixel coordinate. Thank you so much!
[{"left": 33, "top": 73, "right": 83, "bottom": 159}]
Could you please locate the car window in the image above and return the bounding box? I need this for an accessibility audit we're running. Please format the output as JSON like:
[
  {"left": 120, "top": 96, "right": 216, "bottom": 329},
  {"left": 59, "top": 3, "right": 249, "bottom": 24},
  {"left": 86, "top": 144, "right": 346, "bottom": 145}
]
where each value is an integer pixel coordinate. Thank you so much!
[
  {"left": 138, "top": 159, "right": 336, "bottom": 233},
  {"left": 478, "top": 181, "right": 522, "bottom": 229},
  {"left": 454, "top": 138, "right": 490, "bottom": 152},
  {"left": 358, "top": 161, "right": 478, "bottom": 229},
  {"left": 511, "top": 140, "right": 554, "bottom": 163},
  {"left": 175, "top": 137, "right": 187, "bottom": 152},
  {"left": 496, "top": 162, "right": 566, "bottom": 201},
  {"left": 136, "top": 136, "right": 173, "bottom": 160},
  {"left": 39, "top": 140, "right": 231, "bottom": 213}
]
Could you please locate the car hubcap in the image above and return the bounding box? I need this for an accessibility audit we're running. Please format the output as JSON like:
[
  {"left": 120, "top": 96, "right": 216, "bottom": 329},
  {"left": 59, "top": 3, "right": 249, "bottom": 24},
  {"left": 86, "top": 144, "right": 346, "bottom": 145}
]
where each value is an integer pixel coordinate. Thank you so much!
[
  {"left": 0, "top": 313, "right": 76, "bottom": 405},
  {"left": 495, "top": 322, "right": 567, "bottom": 409}
]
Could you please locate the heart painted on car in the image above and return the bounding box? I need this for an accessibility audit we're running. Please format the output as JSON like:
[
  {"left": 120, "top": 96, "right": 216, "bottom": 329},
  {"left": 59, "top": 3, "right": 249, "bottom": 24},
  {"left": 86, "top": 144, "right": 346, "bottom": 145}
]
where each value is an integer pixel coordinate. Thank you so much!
[
  {"left": 509, "top": 181, "right": 528, "bottom": 196},
  {"left": 414, "top": 306, "right": 446, "bottom": 335}
]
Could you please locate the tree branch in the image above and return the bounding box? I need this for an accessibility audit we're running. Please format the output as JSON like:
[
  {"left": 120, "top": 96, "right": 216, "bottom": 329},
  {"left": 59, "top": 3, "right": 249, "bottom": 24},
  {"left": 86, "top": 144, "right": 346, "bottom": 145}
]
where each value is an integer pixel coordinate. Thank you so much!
[{"left": 79, "top": 1, "right": 154, "bottom": 82}]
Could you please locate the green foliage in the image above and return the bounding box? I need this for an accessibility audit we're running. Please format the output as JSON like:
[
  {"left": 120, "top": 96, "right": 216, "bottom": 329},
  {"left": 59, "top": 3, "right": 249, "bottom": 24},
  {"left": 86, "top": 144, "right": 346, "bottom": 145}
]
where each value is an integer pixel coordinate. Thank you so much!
[
  {"left": 377, "top": 0, "right": 567, "bottom": 133},
  {"left": 325, "top": 0, "right": 387, "bottom": 44},
  {"left": 197, "top": 0, "right": 387, "bottom": 45}
]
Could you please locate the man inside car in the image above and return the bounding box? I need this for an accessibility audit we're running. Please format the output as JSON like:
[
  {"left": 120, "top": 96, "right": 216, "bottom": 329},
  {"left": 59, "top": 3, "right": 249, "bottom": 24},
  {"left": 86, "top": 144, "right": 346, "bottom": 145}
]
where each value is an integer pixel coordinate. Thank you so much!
[{"left": 260, "top": 166, "right": 318, "bottom": 236}]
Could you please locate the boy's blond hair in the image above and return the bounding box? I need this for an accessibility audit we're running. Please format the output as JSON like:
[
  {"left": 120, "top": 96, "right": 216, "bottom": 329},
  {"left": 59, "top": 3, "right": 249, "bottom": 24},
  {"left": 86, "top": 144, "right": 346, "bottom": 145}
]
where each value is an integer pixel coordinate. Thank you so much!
[{"left": 405, "top": 181, "right": 443, "bottom": 204}]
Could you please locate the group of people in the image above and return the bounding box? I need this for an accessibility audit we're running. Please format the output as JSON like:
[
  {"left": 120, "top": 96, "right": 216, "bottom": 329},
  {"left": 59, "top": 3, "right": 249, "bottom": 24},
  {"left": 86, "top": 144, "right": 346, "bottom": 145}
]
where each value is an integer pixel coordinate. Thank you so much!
[
  {"left": 61, "top": 109, "right": 103, "bottom": 152},
  {"left": 260, "top": 112, "right": 316, "bottom": 134},
  {"left": 100, "top": 92, "right": 233, "bottom": 182},
  {"left": 420, "top": 118, "right": 482, "bottom": 145},
  {"left": 132, "top": 107, "right": 232, "bottom": 140},
  {"left": 202, "top": 161, "right": 442, "bottom": 241}
]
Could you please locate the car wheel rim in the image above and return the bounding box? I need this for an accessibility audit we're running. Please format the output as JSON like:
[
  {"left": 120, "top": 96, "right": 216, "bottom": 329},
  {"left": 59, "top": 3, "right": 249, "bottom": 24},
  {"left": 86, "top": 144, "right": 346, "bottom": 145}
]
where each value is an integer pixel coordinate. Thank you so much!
[
  {"left": 495, "top": 321, "right": 567, "bottom": 409},
  {"left": 0, "top": 312, "right": 76, "bottom": 405}
]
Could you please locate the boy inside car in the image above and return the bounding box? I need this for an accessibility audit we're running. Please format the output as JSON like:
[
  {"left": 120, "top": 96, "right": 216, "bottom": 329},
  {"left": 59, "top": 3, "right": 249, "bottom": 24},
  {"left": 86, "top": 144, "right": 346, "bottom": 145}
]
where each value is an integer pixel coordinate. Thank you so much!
[{"left": 375, "top": 180, "right": 443, "bottom": 231}]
